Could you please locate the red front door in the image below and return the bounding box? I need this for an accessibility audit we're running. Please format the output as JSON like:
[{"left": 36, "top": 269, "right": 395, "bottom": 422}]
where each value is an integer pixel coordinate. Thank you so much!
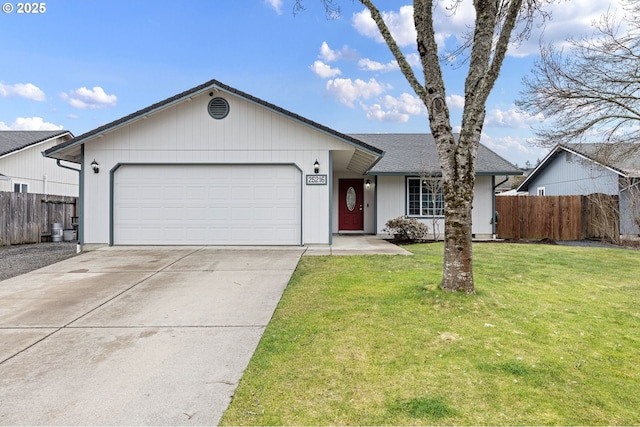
[{"left": 338, "top": 179, "right": 364, "bottom": 231}]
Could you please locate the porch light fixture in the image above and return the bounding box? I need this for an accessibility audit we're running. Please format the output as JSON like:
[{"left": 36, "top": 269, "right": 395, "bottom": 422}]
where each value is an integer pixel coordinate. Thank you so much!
[
  {"left": 314, "top": 159, "right": 319, "bottom": 174},
  {"left": 91, "top": 159, "right": 99, "bottom": 174},
  {"left": 366, "top": 179, "right": 371, "bottom": 189}
]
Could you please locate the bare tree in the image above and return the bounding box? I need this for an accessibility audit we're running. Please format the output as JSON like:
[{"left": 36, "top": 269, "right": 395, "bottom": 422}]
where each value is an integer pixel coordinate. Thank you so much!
[
  {"left": 419, "top": 174, "right": 444, "bottom": 241},
  {"left": 298, "top": 0, "right": 551, "bottom": 294},
  {"left": 517, "top": 0, "right": 640, "bottom": 147}
]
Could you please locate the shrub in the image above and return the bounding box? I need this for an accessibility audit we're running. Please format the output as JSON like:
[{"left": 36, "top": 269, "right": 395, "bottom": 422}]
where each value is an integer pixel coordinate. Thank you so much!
[{"left": 383, "top": 216, "right": 429, "bottom": 242}]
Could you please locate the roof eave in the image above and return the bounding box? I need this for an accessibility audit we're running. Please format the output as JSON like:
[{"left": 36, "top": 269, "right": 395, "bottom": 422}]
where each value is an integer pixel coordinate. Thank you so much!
[
  {"left": 476, "top": 170, "right": 523, "bottom": 176},
  {"left": 516, "top": 145, "right": 563, "bottom": 192},
  {"left": 368, "top": 170, "right": 520, "bottom": 176}
]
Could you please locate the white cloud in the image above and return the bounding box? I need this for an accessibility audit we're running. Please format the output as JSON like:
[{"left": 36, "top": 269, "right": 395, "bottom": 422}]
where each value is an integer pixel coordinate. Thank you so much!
[
  {"left": 0, "top": 117, "right": 63, "bottom": 130},
  {"left": 66, "top": 114, "right": 80, "bottom": 120},
  {"left": 351, "top": 2, "right": 478, "bottom": 51},
  {"left": 358, "top": 58, "right": 398, "bottom": 72},
  {"left": 359, "top": 53, "right": 420, "bottom": 72},
  {"left": 406, "top": 53, "right": 421, "bottom": 66},
  {"left": 350, "top": 1, "right": 627, "bottom": 59},
  {"left": 362, "top": 103, "right": 410, "bottom": 122},
  {"left": 481, "top": 133, "right": 539, "bottom": 158},
  {"left": 318, "top": 41, "right": 356, "bottom": 63},
  {"left": 511, "top": 0, "right": 627, "bottom": 57},
  {"left": 319, "top": 41, "right": 339, "bottom": 62},
  {"left": 430, "top": 0, "right": 627, "bottom": 58},
  {"left": 485, "top": 105, "right": 544, "bottom": 128},
  {"left": 480, "top": 132, "right": 551, "bottom": 167},
  {"left": 325, "top": 78, "right": 388, "bottom": 107},
  {"left": 432, "top": 1, "right": 476, "bottom": 48},
  {"left": 310, "top": 60, "right": 341, "bottom": 78},
  {"left": 60, "top": 86, "right": 117, "bottom": 109},
  {"left": 362, "top": 92, "right": 426, "bottom": 122},
  {"left": 446, "top": 94, "right": 465, "bottom": 109},
  {"left": 263, "top": 0, "right": 282, "bottom": 15},
  {"left": 0, "top": 82, "right": 46, "bottom": 101},
  {"left": 353, "top": 5, "right": 417, "bottom": 47}
]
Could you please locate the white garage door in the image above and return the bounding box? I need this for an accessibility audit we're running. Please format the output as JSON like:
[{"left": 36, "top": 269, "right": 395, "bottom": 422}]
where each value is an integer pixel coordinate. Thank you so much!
[{"left": 113, "top": 165, "right": 301, "bottom": 245}]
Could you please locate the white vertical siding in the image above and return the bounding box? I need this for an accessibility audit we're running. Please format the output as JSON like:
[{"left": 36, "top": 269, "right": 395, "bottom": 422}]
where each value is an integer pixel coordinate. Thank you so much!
[
  {"left": 375, "top": 175, "right": 406, "bottom": 235},
  {"left": 375, "top": 175, "right": 497, "bottom": 239},
  {"left": 472, "top": 176, "right": 494, "bottom": 237},
  {"left": 0, "top": 137, "right": 78, "bottom": 196}
]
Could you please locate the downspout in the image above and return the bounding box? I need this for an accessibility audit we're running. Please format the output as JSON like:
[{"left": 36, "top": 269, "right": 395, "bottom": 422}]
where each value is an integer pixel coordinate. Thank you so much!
[
  {"left": 55, "top": 159, "right": 81, "bottom": 173},
  {"left": 51, "top": 156, "right": 83, "bottom": 250},
  {"left": 492, "top": 176, "right": 510, "bottom": 237}
]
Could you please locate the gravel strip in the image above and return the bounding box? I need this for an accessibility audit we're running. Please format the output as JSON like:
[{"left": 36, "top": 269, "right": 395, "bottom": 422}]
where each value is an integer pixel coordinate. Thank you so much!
[{"left": 0, "top": 242, "right": 78, "bottom": 282}]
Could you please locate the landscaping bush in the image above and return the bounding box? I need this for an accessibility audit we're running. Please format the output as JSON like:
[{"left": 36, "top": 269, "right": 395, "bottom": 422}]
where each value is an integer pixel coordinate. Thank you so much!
[{"left": 383, "top": 216, "right": 429, "bottom": 242}]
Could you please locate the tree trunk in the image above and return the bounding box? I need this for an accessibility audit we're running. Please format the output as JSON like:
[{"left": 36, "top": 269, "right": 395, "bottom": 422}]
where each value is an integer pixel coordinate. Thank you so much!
[
  {"left": 440, "top": 164, "right": 475, "bottom": 294},
  {"left": 359, "top": 0, "right": 527, "bottom": 294},
  {"left": 435, "top": 128, "right": 478, "bottom": 294}
]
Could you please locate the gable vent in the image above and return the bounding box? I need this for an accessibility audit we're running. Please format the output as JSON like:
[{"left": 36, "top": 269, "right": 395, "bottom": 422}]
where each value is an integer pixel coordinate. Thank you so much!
[{"left": 208, "top": 97, "right": 230, "bottom": 119}]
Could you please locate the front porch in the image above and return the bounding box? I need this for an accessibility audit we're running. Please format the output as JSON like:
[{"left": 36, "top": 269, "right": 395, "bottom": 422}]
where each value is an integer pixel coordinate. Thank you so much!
[{"left": 303, "top": 234, "right": 411, "bottom": 256}]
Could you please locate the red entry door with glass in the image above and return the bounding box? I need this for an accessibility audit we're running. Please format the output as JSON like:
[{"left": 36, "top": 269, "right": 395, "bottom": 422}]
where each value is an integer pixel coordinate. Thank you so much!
[{"left": 338, "top": 179, "right": 364, "bottom": 230}]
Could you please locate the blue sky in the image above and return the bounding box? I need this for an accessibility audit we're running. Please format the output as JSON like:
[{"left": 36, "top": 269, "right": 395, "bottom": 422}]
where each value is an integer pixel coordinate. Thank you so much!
[{"left": 0, "top": 0, "right": 624, "bottom": 166}]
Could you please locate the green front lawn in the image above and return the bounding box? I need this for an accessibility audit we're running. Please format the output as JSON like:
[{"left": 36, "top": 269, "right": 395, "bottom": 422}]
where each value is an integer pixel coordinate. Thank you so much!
[{"left": 221, "top": 243, "right": 640, "bottom": 426}]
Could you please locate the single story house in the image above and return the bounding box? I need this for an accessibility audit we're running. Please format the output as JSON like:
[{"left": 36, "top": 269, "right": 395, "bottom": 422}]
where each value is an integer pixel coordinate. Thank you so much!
[
  {"left": 44, "top": 78, "right": 521, "bottom": 247},
  {"left": 0, "top": 130, "right": 78, "bottom": 197},
  {"left": 517, "top": 143, "right": 640, "bottom": 236}
]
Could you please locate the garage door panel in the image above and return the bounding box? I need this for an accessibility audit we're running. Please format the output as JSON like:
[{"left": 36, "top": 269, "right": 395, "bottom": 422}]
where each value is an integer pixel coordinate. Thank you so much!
[{"left": 114, "top": 165, "right": 301, "bottom": 245}]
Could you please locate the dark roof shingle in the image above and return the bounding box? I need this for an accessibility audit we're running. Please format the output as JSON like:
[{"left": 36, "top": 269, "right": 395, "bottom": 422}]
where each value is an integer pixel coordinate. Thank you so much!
[
  {"left": 350, "top": 133, "right": 521, "bottom": 175},
  {"left": 0, "top": 130, "right": 70, "bottom": 157}
]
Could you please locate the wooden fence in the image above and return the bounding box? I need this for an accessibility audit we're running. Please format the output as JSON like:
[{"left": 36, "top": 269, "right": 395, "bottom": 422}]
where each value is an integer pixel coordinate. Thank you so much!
[
  {"left": 0, "top": 191, "right": 78, "bottom": 246},
  {"left": 496, "top": 194, "right": 619, "bottom": 241}
]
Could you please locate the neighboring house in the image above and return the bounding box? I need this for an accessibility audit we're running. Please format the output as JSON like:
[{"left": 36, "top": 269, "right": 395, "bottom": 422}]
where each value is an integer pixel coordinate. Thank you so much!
[
  {"left": 517, "top": 143, "right": 640, "bottom": 236},
  {"left": 44, "top": 78, "right": 521, "bottom": 247},
  {"left": 0, "top": 130, "right": 78, "bottom": 197}
]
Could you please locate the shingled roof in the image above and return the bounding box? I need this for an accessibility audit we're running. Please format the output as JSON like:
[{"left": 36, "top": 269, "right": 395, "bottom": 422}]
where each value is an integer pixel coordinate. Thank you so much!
[
  {"left": 0, "top": 130, "right": 71, "bottom": 158},
  {"left": 350, "top": 133, "right": 521, "bottom": 176}
]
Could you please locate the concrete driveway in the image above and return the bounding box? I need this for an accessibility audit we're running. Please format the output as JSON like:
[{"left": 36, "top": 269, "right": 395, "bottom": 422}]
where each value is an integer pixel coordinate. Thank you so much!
[{"left": 0, "top": 246, "right": 304, "bottom": 426}]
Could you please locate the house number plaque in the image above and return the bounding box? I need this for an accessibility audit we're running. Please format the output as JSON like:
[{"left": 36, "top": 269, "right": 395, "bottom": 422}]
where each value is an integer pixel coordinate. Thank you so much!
[{"left": 306, "top": 174, "right": 327, "bottom": 185}]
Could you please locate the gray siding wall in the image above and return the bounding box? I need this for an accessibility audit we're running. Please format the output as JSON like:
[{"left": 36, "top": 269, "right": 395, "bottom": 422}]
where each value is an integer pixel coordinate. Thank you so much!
[{"left": 527, "top": 151, "right": 619, "bottom": 196}]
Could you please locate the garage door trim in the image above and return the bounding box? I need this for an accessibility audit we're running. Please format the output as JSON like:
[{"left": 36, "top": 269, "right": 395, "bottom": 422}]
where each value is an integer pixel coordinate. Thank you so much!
[{"left": 109, "top": 162, "right": 303, "bottom": 246}]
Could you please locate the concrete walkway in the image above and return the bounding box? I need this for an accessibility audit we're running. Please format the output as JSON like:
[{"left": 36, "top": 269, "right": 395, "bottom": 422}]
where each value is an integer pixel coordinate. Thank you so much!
[
  {"left": 0, "top": 236, "right": 407, "bottom": 425},
  {"left": 304, "top": 234, "right": 412, "bottom": 256}
]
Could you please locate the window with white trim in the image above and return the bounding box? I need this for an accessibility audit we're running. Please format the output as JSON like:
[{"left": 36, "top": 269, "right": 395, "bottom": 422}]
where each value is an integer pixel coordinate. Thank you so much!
[
  {"left": 408, "top": 177, "right": 444, "bottom": 217},
  {"left": 13, "top": 182, "right": 28, "bottom": 193},
  {"left": 537, "top": 187, "right": 546, "bottom": 196}
]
